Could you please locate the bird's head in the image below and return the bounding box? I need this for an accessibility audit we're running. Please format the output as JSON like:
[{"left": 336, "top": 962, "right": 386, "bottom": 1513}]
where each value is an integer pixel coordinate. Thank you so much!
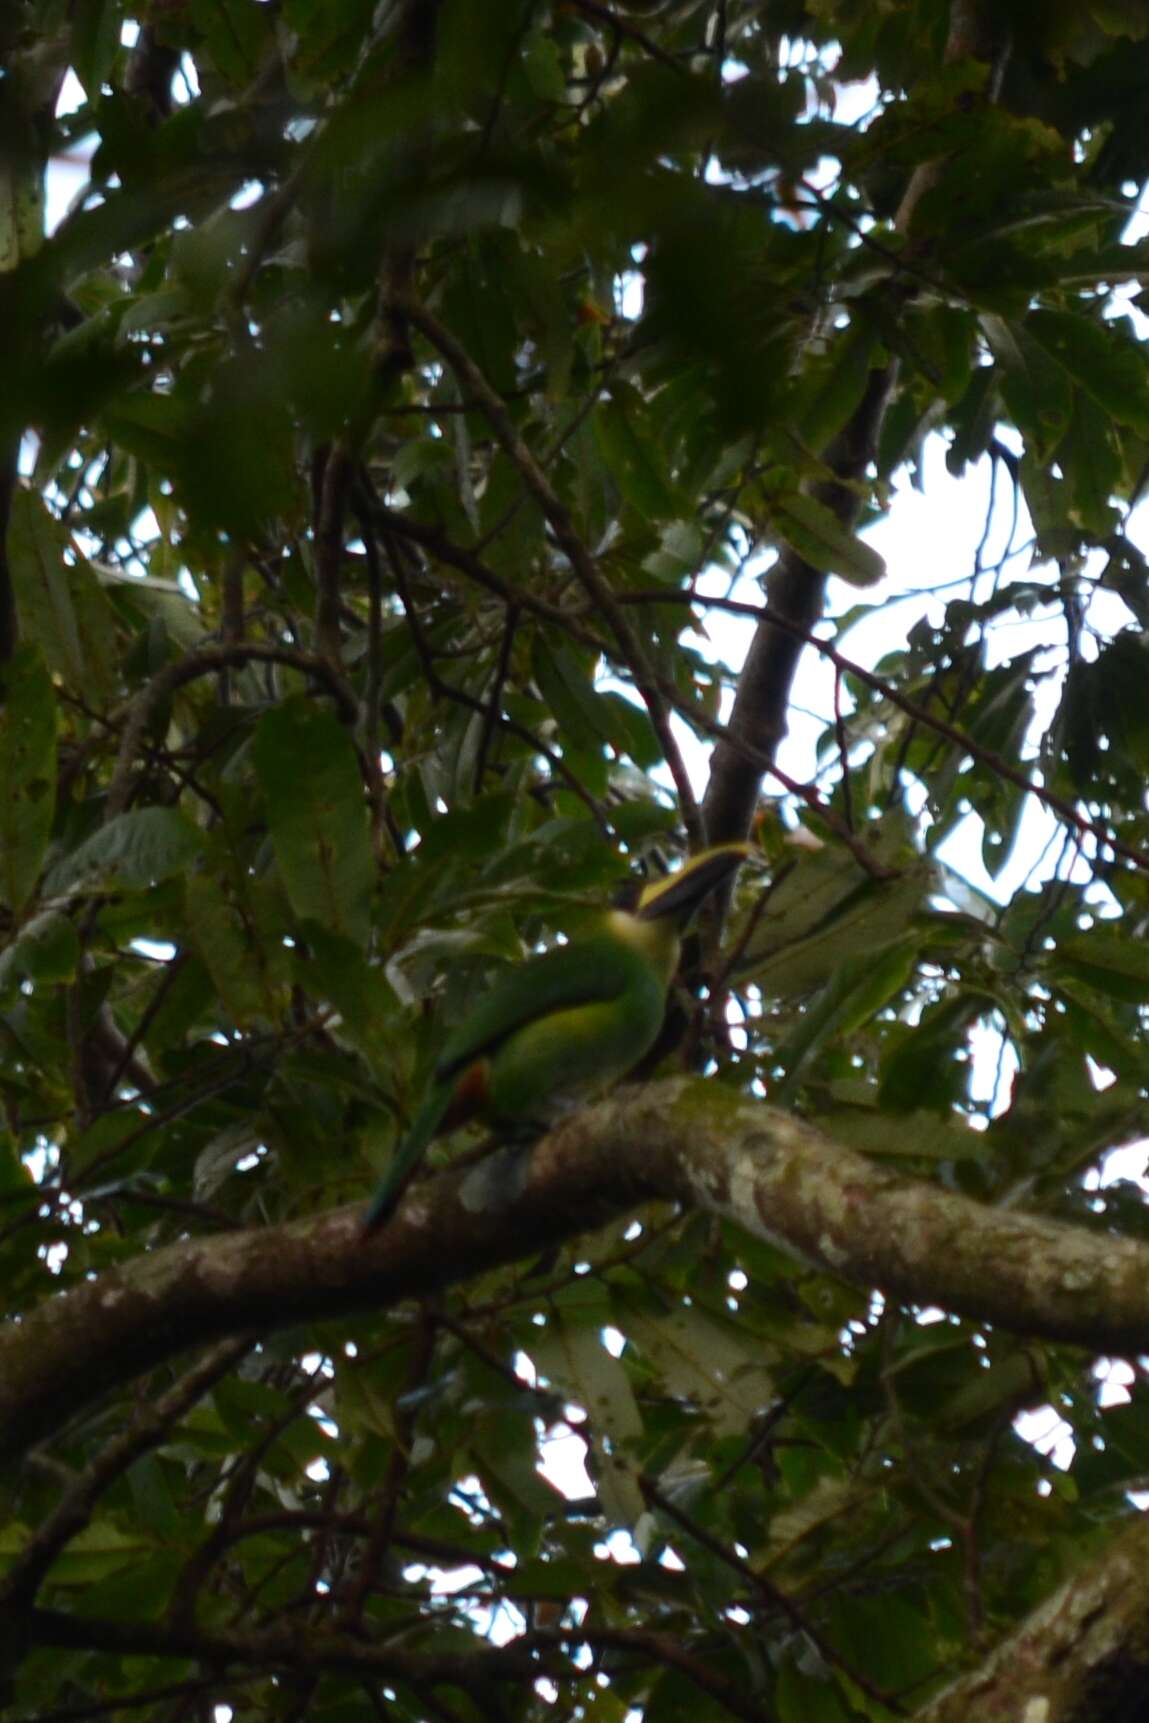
[{"left": 626, "top": 842, "right": 750, "bottom": 926}]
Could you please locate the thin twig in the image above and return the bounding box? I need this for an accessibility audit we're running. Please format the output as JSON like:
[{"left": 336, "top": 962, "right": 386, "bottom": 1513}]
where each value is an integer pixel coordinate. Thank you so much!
[
  {"left": 367, "top": 499, "right": 606, "bottom": 648},
  {"left": 566, "top": 0, "right": 691, "bottom": 73},
  {"left": 833, "top": 665, "right": 854, "bottom": 833},
  {"left": 641, "top": 1474, "right": 907, "bottom": 1714},
  {"left": 474, "top": 602, "right": 518, "bottom": 793},
  {"left": 349, "top": 483, "right": 391, "bottom": 854},
  {"left": 395, "top": 295, "right": 702, "bottom": 845},
  {"left": 338, "top": 1304, "right": 438, "bottom": 1627},
  {"left": 1, "top": 1336, "right": 255, "bottom": 1608},
  {"left": 314, "top": 441, "right": 352, "bottom": 664},
  {"left": 386, "top": 532, "right": 611, "bottom": 833},
  {"left": 105, "top": 645, "right": 359, "bottom": 821},
  {"left": 621, "top": 588, "right": 1149, "bottom": 874}
]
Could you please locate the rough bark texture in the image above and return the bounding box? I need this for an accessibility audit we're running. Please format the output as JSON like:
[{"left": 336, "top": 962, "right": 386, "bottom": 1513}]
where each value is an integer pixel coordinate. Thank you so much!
[
  {"left": 701, "top": 371, "right": 887, "bottom": 842},
  {"left": 920, "top": 1513, "right": 1149, "bottom": 1722},
  {"left": 6, "top": 1077, "right": 1149, "bottom": 1463}
]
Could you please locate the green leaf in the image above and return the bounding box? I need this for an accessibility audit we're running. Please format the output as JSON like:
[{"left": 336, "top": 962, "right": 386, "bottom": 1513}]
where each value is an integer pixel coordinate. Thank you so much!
[
  {"left": 775, "top": 1662, "right": 855, "bottom": 1723},
  {"left": 68, "top": 554, "right": 121, "bottom": 705},
  {"left": 0, "top": 910, "right": 79, "bottom": 996},
  {"left": 599, "top": 691, "right": 662, "bottom": 769},
  {"left": 532, "top": 1282, "right": 645, "bottom": 1527},
  {"left": 771, "top": 491, "right": 886, "bottom": 586},
  {"left": 772, "top": 938, "right": 919, "bottom": 1095},
  {"left": 982, "top": 313, "right": 1073, "bottom": 460},
  {"left": 595, "top": 391, "right": 680, "bottom": 519},
  {"left": 521, "top": 31, "right": 565, "bottom": 103},
  {"left": 1054, "top": 982, "right": 1144, "bottom": 1081},
  {"left": 469, "top": 1410, "right": 565, "bottom": 1528},
  {"left": 193, "top": 1122, "right": 264, "bottom": 1200},
  {"left": 5, "top": 490, "right": 84, "bottom": 685},
  {"left": 252, "top": 699, "right": 375, "bottom": 947},
  {"left": 0, "top": 1131, "right": 33, "bottom": 1197},
  {"left": 0, "top": 1521, "right": 156, "bottom": 1587},
  {"left": 736, "top": 845, "right": 932, "bottom": 998},
  {"left": 826, "top": 1102, "right": 989, "bottom": 1161},
  {"left": 70, "top": 0, "right": 120, "bottom": 99},
  {"left": 294, "top": 923, "right": 400, "bottom": 1076},
  {"left": 1056, "top": 930, "right": 1149, "bottom": 1004},
  {"left": 899, "top": 303, "right": 976, "bottom": 404},
  {"left": 532, "top": 638, "right": 609, "bottom": 755},
  {"left": 791, "top": 317, "right": 879, "bottom": 453},
  {"left": 0, "top": 646, "right": 56, "bottom": 914},
  {"left": 878, "top": 991, "right": 993, "bottom": 1113},
  {"left": 184, "top": 871, "right": 270, "bottom": 1027},
  {"left": 1027, "top": 308, "right": 1149, "bottom": 437},
  {"left": 44, "top": 808, "right": 204, "bottom": 896},
  {"left": 190, "top": 0, "right": 269, "bottom": 84},
  {"left": 619, "top": 1294, "right": 773, "bottom": 1437},
  {"left": 1059, "top": 391, "right": 1122, "bottom": 538}
]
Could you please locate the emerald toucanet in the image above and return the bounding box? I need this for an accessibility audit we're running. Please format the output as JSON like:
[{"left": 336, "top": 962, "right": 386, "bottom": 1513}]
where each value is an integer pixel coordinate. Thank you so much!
[{"left": 362, "top": 843, "right": 748, "bottom": 1232}]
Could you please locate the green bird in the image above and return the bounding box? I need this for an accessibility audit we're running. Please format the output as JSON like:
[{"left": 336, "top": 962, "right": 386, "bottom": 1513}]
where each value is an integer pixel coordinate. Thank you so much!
[{"left": 362, "top": 843, "right": 749, "bottom": 1232}]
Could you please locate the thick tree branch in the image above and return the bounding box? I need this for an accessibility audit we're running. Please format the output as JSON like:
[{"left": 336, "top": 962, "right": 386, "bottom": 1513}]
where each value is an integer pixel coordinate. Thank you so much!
[
  {"left": 701, "top": 0, "right": 1011, "bottom": 849},
  {"left": 918, "top": 1512, "right": 1149, "bottom": 1723},
  {"left": 18, "top": 1610, "right": 770, "bottom": 1720},
  {"left": 702, "top": 367, "right": 890, "bottom": 845},
  {"left": 5, "top": 1080, "right": 1149, "bottom": 1461},
  {"left": 21, "top": 1605, "right": 542, "bottom": 1685}
]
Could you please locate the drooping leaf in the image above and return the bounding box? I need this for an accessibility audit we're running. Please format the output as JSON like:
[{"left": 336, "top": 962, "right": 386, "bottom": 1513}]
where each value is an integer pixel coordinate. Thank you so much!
[
  {"left": 5, "top": 490, "right": 84, "bottom": 685},
  {"left": 532, "top": 1281, "right": 645, "bottom": 1527},
  {"left": 0, "top": 646, "right": 56, "bottom": 915},
  {"left": 770, "top": 491, "right": 887, "bottom": 586},
  {"left": 45, "top": 808, "right": 204, "bottom": 896},
  {"left": 251, "top": 699, "right": 375, "bottom": 947}
]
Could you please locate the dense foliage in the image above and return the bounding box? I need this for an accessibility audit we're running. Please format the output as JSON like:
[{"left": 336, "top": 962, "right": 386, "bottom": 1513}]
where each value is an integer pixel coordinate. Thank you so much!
[{"left": 5, "top": 1, "right": 1149, "bottom": 1718}]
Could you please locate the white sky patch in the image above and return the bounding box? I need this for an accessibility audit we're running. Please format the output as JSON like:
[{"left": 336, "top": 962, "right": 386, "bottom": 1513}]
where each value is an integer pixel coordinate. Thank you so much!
[
  {"left": 428, "top": 1562, "right": 487, "bottom": 1597},
  {"left": 1094, "top": 1358, "right": 1134, "bottom": 1409},
  {"left": 514, "top": 1349, "right": 538, "bottom": 1386},
  {"left": 1015, "top": 1405, "right": 1076, "bottom": 1472},
  {"left": 131, "top": 939, "right": 178, "bottom": 963},
  {"left": 1100, "top": 1143, "right": 1149, "bottom": 1186},
  {"left": 538, "top": 1427, "right": 594, "bottom": 1499},
  {"left": 594, "top": 1528, "right": 642, "bottom": 1566},
  {"left": 966, "top": 1016, "right": 1019, "bottom": 1119}
]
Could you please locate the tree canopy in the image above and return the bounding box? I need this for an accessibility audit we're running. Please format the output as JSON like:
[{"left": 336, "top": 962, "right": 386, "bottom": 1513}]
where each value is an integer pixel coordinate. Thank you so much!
[{"left": 5, "top": 2, "right": 1149, "bottom": 1719}]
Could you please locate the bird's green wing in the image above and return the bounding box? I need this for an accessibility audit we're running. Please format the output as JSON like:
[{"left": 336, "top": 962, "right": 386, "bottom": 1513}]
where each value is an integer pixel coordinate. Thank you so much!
[
  {"left": 363, "top": 936, "right": 644, "bottom": 1236},
  {"left": 436, "top": 934, "right": 642, "bottom": 1082}
]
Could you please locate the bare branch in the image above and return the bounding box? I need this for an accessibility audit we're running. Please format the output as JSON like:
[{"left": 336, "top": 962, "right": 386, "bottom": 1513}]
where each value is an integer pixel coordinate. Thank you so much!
[
  {"left": 396, "top": 295, "right": 703, "bottom": 845},
  {"left": 104, "top": 644, "right": 360, "bottom": 820}
]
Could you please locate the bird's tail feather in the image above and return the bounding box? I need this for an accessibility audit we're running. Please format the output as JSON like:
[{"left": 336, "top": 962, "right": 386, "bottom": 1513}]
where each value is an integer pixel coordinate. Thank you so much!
[{"left": 361, "top": 1082, "right": 455, "bottom": 1235}]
